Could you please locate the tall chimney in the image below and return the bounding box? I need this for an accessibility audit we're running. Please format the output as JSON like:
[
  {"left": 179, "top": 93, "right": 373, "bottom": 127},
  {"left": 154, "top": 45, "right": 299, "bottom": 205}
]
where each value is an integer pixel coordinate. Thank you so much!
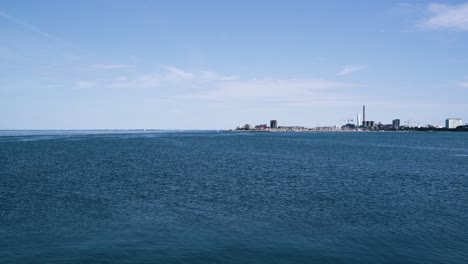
[{"left": 363, "top": 105, "right": 366, "bottom": 126}]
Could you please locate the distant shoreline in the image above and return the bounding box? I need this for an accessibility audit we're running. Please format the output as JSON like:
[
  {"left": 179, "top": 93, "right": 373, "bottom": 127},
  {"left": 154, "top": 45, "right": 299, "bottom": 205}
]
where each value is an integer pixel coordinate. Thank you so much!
[{"left": 227, "top": 129, "right": 468, "bottom": 133}]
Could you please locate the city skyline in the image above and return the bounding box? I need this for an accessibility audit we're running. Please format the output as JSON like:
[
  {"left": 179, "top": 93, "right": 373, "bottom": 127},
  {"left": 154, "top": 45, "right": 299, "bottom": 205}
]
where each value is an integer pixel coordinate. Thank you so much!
[
  {"left": 235, "top": 104, "right": 465, "bottom": 129},
  {"left": 1, "top": 1, "right": 468, "bottom": 129},
  {"left": 235, "top": 115, "right": 465, "bottom": 132}
]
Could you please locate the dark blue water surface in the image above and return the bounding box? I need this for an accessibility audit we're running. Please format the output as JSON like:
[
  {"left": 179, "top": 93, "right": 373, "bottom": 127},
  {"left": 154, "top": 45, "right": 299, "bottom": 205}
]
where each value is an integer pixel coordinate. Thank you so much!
[{"left": 1, "top": 131, "right": 467, "bottom": 263}]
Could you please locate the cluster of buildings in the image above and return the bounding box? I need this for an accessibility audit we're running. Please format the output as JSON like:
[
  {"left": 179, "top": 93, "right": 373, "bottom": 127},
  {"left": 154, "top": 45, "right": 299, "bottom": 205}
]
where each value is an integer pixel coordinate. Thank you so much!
[
  {"left": 236, "top": 120, "right": 308, "bottom": 132},
  {"left": 344, "top": 105, "right": 394, "bottom": 130},
  {"left": 234, "top": 105, "right": 466, "bottom": 132},
  {"left": 353, "top": 106, "right": 462, "bottom": 130},
  {"left": 342, "top": 105, "right": 464, "bottom": 131}
]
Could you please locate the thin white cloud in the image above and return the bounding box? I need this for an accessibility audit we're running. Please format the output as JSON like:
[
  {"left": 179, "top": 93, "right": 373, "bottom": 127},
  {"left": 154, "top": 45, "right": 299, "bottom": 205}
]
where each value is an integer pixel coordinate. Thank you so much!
[
  {"left": 74, "top": 75, "right": 161, "bottom": 90},
  {"left": 396, "top": 3, "right": 417, "bottom": 11},
  {"left": 87, "top": 64, "right": 133, "bottom": 70},
  {"left": 0, "top": 10, "right": 59, "bottom": 41},
  {"left": 185, "top": 78, "right": 358, "bottom": 101},
  {"left": 74, "top": 66, "right": 359, "bottom": 104},
  {"left": 108, "top": 66, "right": 209, "bottom": 88},
  {"left": 200, "top": 71, "right": 238, "bottom": 81},
  {"left": 160, "top": 65, "right": 195, "bottom": 80},
  {"left": 419, "top": 3, "right": 468, "bottom": 31},
  {"left": 74, "top": 81, "right": 97, "bottom": 89},
  {"left": 110, "top": 74, "right": 161, "bottom": 89},
  {"left": 336, "top": 65, "right": 366, "bottom": 76},
  {"left": 459, "top": 82, "right": 468, "bottom": 88}
]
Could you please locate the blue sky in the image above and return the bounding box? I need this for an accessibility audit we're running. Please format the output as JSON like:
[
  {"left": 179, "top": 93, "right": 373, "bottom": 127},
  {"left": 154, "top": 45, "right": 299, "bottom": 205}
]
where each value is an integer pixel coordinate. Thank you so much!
[{"left": 1, "top": 0, "right": 468, "bottom": 129}]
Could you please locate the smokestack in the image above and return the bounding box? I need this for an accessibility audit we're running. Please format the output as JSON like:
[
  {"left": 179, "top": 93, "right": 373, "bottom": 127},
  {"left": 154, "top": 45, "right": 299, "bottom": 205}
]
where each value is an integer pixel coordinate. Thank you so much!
[
  {"left": 357, "top": 114, "right": 360, "bottom": 127},
  {"left": 363, "top": 105, "right": 366, "bottom": 126},
  {"left": 363, "top": 105, "right": 366, "bottom": 122}
]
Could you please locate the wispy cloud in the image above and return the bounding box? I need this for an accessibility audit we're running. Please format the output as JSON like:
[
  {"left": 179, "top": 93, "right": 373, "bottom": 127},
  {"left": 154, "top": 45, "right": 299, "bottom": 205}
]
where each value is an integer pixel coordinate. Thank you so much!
[
  {"left": 74, "top": 66, "right": 360, "bottom": 105},
  {"left": 110, "top": 75, "right": 161, "bottom": 89},
  {"left": 200, "top": 71, "right": 238, "bottom": 81},
  {"left": 419, "top": 3, "right": 468, "bottom": 31},
  {"left": 86, "top": 66, "right": 238, "bottom": 89},
  {"left": 189, "top": 78, "right": 358, "bottom": 101},
  {"left": 74, "top": 81, "right": 97, "bottom": 89},
  {"left": 336, "top": 65, "right": 366, "bottom": 76},
  {"left": 158, "top": 66, "right": 238, "bottom": 81},
  {"left": 160, "top": 65, "right": 195, "bottom": 80},
  {"left": 87, "top": 64, "right": 134, "bottom": 70},
  {"left": 459, "top": 82, "right": 468, "bottom": 88},
  {"left": 395, "top": 3, "right": 418, "bottom": 13},
  {"left": 0, "top": 10, "right": 59, "bottom": 41}
]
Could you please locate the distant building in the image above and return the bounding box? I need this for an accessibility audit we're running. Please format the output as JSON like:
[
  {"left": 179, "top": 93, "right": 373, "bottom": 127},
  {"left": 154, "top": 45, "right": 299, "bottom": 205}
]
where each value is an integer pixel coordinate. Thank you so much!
[
  {"left": 270, "top": 120, "right": 278, "bottom": 128},
  {"left": 255, "top": 124, "right": 268, "bottom": 130},
  {"left": 278, "top": 126, "right": 306, "bottom": 131},
  {"left": 392, "top": 119, "right": 400, "bottom": 130},
  {"left": 342, "top": 123, "right": 356, "bottom": 130},
  {"left": 236, "top": 124, "right": 254, "bottom": 130},
  {"left": 378, "top": 123, "right": 393, "bottom": 130},
  {"left": 362, "top": 121, "right": 374, "bottom": 128},
  {"left": 446, "top": 118, "right": 463, "bottom": 129}
]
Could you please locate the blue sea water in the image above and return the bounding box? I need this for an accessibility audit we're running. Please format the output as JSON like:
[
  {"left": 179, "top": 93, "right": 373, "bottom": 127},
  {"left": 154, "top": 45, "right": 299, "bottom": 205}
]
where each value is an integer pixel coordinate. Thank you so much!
[{"left": 0, "top": 131, "right": 467, "bottom": 263}]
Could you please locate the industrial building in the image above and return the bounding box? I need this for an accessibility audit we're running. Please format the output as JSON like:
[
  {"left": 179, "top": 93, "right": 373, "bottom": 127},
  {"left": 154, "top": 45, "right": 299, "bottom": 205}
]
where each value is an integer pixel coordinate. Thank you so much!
[
  {"left": 446, "top": 118, "right": 463, "bottom": 129},
  {"left": 362, "top": 121, "right": 375, "bottom": 128},
  {"left": 270, "top": 120, "right": 278, "bottom": 128},
  {"left": 360, "top": 105, "right": 376, "bottom": 128}
]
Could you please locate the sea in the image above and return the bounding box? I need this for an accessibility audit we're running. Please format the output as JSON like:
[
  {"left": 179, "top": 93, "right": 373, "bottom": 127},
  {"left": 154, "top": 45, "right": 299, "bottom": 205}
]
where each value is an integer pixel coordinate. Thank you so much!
[{"left": 0, "top": 130, "right": 467, "bottom": 263}]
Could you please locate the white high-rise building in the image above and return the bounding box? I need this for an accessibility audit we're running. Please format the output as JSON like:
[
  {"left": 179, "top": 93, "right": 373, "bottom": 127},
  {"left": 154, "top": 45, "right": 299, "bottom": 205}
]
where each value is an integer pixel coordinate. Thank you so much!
[{"left": 446, "top": 118, "right": 463, "bottom": 129}]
